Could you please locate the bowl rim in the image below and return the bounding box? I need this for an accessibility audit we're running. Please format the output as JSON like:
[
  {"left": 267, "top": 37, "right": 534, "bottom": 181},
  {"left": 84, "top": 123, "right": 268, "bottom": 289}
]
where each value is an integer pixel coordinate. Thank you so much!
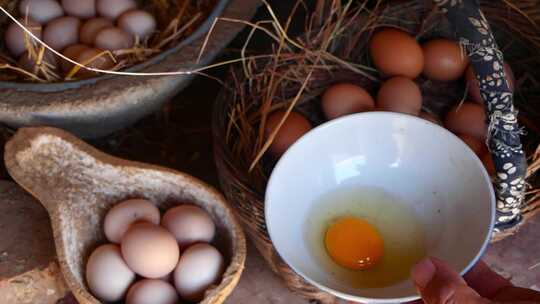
[{"left": 265, "top": 111, "right": 496, "bottom": 303}]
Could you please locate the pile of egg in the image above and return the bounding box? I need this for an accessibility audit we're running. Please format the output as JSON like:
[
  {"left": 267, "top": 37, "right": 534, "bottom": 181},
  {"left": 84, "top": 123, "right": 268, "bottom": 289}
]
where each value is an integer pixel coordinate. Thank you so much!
[
  {"left": 5, "top": 0, "right": 156, "bottom": 78},
  {"left": 86, "top": 199, "right": 225, "bottom": 304},
  {"left": 265, "top": 28, "right": 515, "bottom": 176}
]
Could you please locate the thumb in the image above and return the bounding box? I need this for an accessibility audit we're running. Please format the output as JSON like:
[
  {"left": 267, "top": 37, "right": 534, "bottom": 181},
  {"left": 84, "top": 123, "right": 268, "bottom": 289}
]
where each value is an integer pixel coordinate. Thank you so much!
[{"left": 411, "top": 257, "right": 490, "bottom": 304}]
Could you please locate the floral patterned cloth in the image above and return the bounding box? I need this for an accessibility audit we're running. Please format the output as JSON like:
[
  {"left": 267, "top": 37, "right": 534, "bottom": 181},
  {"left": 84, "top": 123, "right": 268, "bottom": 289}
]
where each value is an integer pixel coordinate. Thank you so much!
[{"left": 434, "top": 0, "right": 527, "bottom": 231}]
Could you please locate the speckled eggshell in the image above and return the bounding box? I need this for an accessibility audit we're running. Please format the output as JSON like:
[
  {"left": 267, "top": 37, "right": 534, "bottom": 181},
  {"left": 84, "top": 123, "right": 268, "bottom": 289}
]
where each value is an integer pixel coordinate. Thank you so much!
[
  {"left": 162, "top": 205, "right": 216, "bottom": 248},
  {"left": 104, "top": 198, "right": 161, "bottom": 244},
  {"left": 62, "top": 0, "right": 96, "bottom": 19},
  {"left": 126, "top": 279, "right": 179, "bottom": 304},
  {"left": 94, "top": 27, "right": 134, "bottom": 51},
  {"left": 19, "top": 0, "right": 64, "bottom": 24},
  {"left": 118, "top": 10, "right": 157, "bottom": 41},
  {"left": 43, "top": 16, "right": 81, "bottom": 51},
  {"left": 5, "top": 18, "right": 43, "bottom": 57},
  {"left": 96, "top": 0, "right": 137, "bottom": 19}
]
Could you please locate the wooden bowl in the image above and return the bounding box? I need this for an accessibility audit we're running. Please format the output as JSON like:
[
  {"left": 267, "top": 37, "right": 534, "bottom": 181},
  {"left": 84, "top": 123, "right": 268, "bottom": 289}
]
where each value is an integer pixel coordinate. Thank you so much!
[{"left": 4, "top": 127, "right": 246, "bottom": 304}]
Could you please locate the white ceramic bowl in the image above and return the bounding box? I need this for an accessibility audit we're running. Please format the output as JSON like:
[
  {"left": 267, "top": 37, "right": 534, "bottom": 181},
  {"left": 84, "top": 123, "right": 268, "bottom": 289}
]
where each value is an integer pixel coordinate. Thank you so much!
[{"left": 265, "top": 112, "right": 495, "bottom": 303}]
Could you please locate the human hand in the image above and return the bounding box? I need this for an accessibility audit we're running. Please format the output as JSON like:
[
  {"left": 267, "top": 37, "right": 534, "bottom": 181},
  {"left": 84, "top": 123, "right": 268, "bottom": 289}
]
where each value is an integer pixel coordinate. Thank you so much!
[{"left": 410, "top": 257, "right": 540, "bottom": 303}]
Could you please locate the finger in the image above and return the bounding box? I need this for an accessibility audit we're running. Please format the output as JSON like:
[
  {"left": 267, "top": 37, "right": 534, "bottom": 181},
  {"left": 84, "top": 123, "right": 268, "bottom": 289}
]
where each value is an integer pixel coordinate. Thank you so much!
[
  {"left": 464, "top": 260, "right": 512, "bottom": 298},
  {"left": 411, "top": 257, "right": 488, "bottom": 304}
]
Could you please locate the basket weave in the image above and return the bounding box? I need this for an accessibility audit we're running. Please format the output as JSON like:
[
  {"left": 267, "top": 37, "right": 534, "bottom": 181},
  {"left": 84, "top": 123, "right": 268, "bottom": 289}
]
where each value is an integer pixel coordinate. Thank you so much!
[{"left": 213, "top": 0, "right": 540, "bottom": 302}]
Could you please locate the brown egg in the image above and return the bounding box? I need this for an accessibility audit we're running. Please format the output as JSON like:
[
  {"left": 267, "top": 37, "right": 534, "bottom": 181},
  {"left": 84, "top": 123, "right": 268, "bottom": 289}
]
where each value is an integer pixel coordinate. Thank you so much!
[
  {"left": 321, "top": 83, "right": 375, "bottom": 119},
  {"left": 104, "top": 199, "right": 161, "bottom": 244},
  {"left": 60, "top": 44, "right": 89, "bottom": 72},
  {"left": 19, "top": 0, "right": 64, "bottom": 24},
  {"left": 265, "top": 111, "right": 312, "bottom": 156},
  {"left": 74, "top": 48, "right": 115, "bottom": 77},
  {"left": 480, "top": 152, "right": 496, "bottom": 176},
  {"left": 79, "top": 17, "right": 113, "bottom": 45},
  {"left": 369, "top": 28, "right": 424, "bottom": 78},
  {"left": 444, "top": 102, "right": 487, "bottom": 140},
  {"left": 18, "top": 49, "right": 58, "bottom": 75},
  {"left": 419, "top": 111, "right": 442, "bottom": 125},
  {"left": 97, "top": 0, "right": 137, "bottom": 20},
  {"left": 466, "top": 62, "right": 515, "bottom": 104},
  {"left": 62, "top": 0, "right": 96, "bottom": 19},
  {"left": 43, "top": 16, "right": 81, "bottom": 51},
  {"left": 118, "top": 10, "right": 157, "bottom": 41},
  {"left": 126, "top": 279, "right": 179, "bottom": 304},
  {"left": 457, "top": 133, "right": 486, "bottom": 156},
  {"left": 121, "top": 222, "right": 180, "bottom": 279},
  {"left": 94, "top": 27, "right": 134, "bottom": 51},
  {"left": 5, "top": 18, "right": 43, "bottom": 57},
  {"left": 422, "top": 39, "right": 468, "bottom": 82},
  {"left": 377, "top": 77, "right": 422, "bottom": 115}
]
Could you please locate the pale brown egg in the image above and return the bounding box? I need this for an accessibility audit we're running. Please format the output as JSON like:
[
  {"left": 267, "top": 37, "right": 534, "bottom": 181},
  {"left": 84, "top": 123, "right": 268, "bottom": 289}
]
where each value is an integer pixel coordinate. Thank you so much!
[
  {"left": 79, "top": 17, "right": 113, "bottom": 45},
  {"left": 60, "top": 44, "right": 89, "bottom": 72},
  {"left": 19, "top": 0, "right": 64, "bottom": 24},
  {"left": 419, "top": 111, "right": 442, "bottom": 125},
  {"left": 5, "top": 18, "right": 43, "bottom": 57},
  {"left": 86, "top": 244, "right": 135, "bottom": 302},
  {"left": 321, "top": 83, "right": 375, "bottom": 119},
  {"left": 377, "top": 77, "right": 422, "bottom": 115},
  {"left": 97, "top": 0, "right": 137, "bottom": 20},
  {"left": 118, "top": 10, "right": 157, "bottom": 41},
  {"left": 73, "top": 48, "right": 115, "bottom": 77},
  {"left": 94, "top": 27, "right": 134, "bottom": 51},
  {"left": 173, "top": 243, "right": 225, "bottom": 302},
  {"left": 422, "top": 39, "right": 468, "bottom": 82},
  {"left": 457, "top": 133, "right": 486, "bottom": 156},
  {"left": 265, "top": 111, "right": 312, "bottom": 156},
  {"left": 43, "top": 16, "right": 81, "bottom": 51},
  {"left": 18, "top": 49, "right": 58, "bottom": 75},
  {"left": 126, "top": 279, "right": 179, "bottom": 304},
  {"left": 121, "top": 222, "right": 180, "bottom": 279},
  {"left": 162, "top": 205, "right": 215, "bottom": 248},
  {"left": 62, "top": 0, "right": 96, "bottom": 19},
  {"left": 369, "top": 28, "right": 424, "bottom": 78},
  {"left": 466, "top": 63, "right": 515, "bottom": 104},
  {"left": 444, "top": 102, "right": 487, "bottom": 140},
  {"left": 104, "top": 199, "right": 161, "bottom": 244}
]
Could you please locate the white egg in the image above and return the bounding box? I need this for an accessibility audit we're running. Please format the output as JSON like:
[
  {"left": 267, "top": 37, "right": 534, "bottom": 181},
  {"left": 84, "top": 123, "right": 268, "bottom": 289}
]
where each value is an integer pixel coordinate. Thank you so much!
[
  {"left": 173, "top": 243, "right": 225, "bottom": 302},
  {"left": 118, "top": 10, "right": 157, "bottom": 41},
  {"left": 19, "top": 0, "right": 64, "bottom": 24},
  {"left": 162, "top": 205, "right": 216, "bottom": 248},
  {"left": 126, "top": 279, "right": 179, "bottom": 304},
  {"left": 5, "top": 18, "right": 42, "bottom": 57},
  {"left": 43, "top": 16, "right": 81, "bottom": 51},
  {"left": 86, "top": 244, "right": 135, "bottom": 302},
  {"left": 62, "top": 0, "right": 96, "bottom": 19},
  {"left": 94, "top": 27, "right": 134, "bottom": 51},
  {"left": 96, "top": 0, "right": 137, "bottom": 20},
  {"left": 104, "top": 198, "right": 161, "bottom": 244}
]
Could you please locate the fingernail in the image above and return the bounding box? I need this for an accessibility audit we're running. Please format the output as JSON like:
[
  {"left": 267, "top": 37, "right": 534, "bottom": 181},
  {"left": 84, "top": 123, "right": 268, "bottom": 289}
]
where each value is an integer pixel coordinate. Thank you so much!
[{"left": 411, "top": 257, "right": 436, "bottom": 288}]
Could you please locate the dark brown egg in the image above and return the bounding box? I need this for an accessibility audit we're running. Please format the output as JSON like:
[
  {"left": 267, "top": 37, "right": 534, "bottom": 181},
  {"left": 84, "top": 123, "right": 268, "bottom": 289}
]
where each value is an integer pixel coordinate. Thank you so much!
[
  {"left": 377, "top": 77, "right": 422, "bottom": 115},
  {"left": 369, "top": 28, "right": 424, "bottom": 78},
  {"left": 444, "top": 102, "right": 487, "bottom": 140},
  {"left": 5, "top": 18, "right": 42, "bottom": 57},
  {"left": 73, "top": 48, "right": 114, "bottom": 77},
  {"left": 60, "top": 44, "right": 89, "bottom": 72},
  {"left": 422, "top": 39, "right": 468, "bottom": 82},
  {"left": 457, "top": 133, "right": 486, "bottom": 156},
  {"left": 265, "top": 111, "right": 312, "bottom": 156},
  {"left": 466, "top": 62, "right": 515, "bottom": 104},
  {"left": 321, "top": 83, "right": 375, "bottom": 119}
]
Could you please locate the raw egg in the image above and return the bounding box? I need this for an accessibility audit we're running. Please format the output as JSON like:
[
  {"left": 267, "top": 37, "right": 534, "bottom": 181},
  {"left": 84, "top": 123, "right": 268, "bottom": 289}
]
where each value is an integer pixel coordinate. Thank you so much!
[
  {"left": 325, "top": 216, "right": 383, "bottom": 270},
  {"left": 118, "top": 10, "right": 157, "bottom": 41},
  {"left": 422, "top": 38, "right": 468, "bottom": 81},
  {"left": 121, "top": 222, "right": 180, "bottom": 279},
  {"left": 60, "top": 44, "right": 89, "bottom": 72},
  {"left": 264, "top": 111, "right": 312, "bottom": 156},
  {"left": 43, "top": 16, "right": 81, "bottom": 51},
  {"left": 80, "top": 18, "right": 113, "bottom": 45},
  {"left": 162, "top": 205, "right": 215, "bottom": 248},
  {"left": 444, "top": 102, "right": 487, "bottom": 140},
  {"left": 86, "top": 244, "right": 135, "bottom": 302},
  {"left": 321, "top": 83, "right": 375, "bottom": 119},
  {"left": 97, "top": 0, "right": 137, "bottom": 20},
  {"left": 377, "top": 77, "right": 422, "bottom": 115},
  {"left": 126, "top": 279, "right": 179, "bottom": 304},
  {"left": 369, "top": 28, "right": 424, "bottom": 78},
  {"left": 458, "top": 133, "right": 486, "bottom": 156},
  {"left": 73, "top": 48, "right": 115, "bottom": 77},
  {"left": 19, "top": 0, "right": 64, "bottom": 24},
  {"left": 94, "top": 27, "right": 134, "bottom": 51},
  {"left": 5, "top": 18, "right": 42, "bottom": 57},
  {"left": 62, "top": 0, "right": 96, "bottom": 19},
  {"left": 419, "top": 111, "right": 442, "bottom": 125},
  {"left": 173, "top": 243, "right": 225, "bottom": 302},
  {"left": 466, "top": 63, "right": 515, "bottom": 104},
  {"left": 104, "top": 199, "right": 161, "bottom": 244}
]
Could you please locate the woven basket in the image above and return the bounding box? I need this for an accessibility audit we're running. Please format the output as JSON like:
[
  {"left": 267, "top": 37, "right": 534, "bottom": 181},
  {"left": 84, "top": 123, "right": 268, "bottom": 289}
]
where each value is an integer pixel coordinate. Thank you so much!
[{"left": 213, "top": 0, "right": 540, "bottom": 302}]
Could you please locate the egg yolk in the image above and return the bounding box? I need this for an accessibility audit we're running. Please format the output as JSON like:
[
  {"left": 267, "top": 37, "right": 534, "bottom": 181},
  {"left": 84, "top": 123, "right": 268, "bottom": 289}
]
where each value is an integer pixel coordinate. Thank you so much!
[{"left": 325, "top": 216, "right": 384, "bottom": 270}]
